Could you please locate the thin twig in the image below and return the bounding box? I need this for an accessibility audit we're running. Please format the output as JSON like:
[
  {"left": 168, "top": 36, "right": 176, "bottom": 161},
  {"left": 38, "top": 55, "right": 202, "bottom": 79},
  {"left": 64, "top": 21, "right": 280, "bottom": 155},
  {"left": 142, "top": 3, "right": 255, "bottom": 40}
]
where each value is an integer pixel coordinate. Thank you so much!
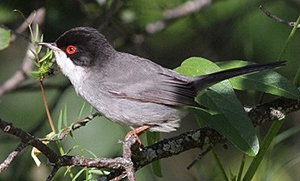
[
  {"left": 259, "top": 5, "right": 300, "bottom": 28},
  {"left": 0, "top": 142, "right": 28, "bottom": 173},
  {"left": 0, "top": 8, "right": 46, "bottom": 100},
  {"left": 122, "top": 135, "right": 138, "bottom": 181},
  {"left": 46, "top": 165, "right": 60, "bottom": 181},
  {"left": 0, "top": 118, "right": 59, "bottom": 163},
  {"left": 0, "top": 46, "right": 34, "bottom": 99},
  {"left": 29, "top": 82, "right": 70, "bottom": 135},
  {"left": 187, "top": 145, "right": 213, "bottom": 170},
  {"left": 39, "top": 112, "right": 100, "bottom": 142},
  {"left": 40, "top": 81, "right": 56, "bottom": 133},
  {"left": 72, "top": 112, "right": 100, "bottom": 130},
  {"left": 12, "top": 8, "right": 45, "bottom": 42}
]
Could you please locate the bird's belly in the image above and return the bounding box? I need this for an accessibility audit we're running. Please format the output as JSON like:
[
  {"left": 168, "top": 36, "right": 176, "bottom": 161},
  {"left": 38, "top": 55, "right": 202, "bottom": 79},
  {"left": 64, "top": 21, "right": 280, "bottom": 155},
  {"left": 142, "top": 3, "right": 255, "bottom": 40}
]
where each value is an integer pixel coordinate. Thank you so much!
[{"left": 80, "top": 88, "right": 187, "bottom": 132}]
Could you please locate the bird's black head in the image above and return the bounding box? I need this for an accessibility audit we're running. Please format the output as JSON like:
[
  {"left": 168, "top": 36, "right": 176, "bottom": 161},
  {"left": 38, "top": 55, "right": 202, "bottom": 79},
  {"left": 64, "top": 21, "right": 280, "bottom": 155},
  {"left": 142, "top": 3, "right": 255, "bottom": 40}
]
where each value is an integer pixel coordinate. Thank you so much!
[{"left": 55, "top": 27, "right": 116, "bottom": 67}]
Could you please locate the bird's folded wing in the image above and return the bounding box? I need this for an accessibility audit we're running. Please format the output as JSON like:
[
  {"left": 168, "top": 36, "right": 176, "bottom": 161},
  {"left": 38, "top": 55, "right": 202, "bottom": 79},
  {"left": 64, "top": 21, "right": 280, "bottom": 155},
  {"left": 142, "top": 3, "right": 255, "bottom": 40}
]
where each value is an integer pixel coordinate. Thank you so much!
[{"left": 104, "top": 72, "right": 198, "bottom": 106}]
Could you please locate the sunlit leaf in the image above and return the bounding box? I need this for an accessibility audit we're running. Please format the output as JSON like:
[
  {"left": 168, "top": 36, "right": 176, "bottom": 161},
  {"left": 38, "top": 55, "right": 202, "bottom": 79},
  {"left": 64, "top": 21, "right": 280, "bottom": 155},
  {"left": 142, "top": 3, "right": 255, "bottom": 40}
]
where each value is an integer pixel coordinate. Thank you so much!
[
  {"left": 176, "top": 57, "right": 259, "bottom": 156},
  {"left": 217, "top": 60, "right": 300, "bottom": 100}
]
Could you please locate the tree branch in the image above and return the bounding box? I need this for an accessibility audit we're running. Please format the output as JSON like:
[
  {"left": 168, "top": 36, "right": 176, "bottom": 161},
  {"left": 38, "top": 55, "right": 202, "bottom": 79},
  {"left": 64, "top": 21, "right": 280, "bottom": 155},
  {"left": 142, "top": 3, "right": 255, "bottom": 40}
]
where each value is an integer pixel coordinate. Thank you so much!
[
  {"left": 146, "top": 0, "right": 212, "bottom": 34},
  {"left": 0, "top": 8, "right": 45, "bottom": 100},
  {"left": 0, "top": 119, "right": 59, "bottom": 164},
  {"left": 0, "top": 97, "right": 299, "bottom": 180},
  {"left": 247, "top": 97, "right": 299, "bottom": 126},
  {"left": 0, "top": 142, "right": 28, "bottom": 172}
]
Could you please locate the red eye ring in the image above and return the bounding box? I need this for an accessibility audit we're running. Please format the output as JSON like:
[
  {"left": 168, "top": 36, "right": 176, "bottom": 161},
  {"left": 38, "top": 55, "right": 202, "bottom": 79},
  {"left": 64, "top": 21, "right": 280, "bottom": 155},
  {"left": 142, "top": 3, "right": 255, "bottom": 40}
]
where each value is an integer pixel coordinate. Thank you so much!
[{"left": 66, "top": 45, "right": 77, "bottom": 55}]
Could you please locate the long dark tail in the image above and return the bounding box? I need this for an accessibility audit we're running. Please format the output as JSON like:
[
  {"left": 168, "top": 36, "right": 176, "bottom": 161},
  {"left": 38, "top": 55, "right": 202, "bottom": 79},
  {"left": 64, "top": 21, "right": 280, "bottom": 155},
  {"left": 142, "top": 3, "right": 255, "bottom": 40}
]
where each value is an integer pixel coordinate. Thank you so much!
[{"left": 194, "top": 61, "right": 286, "bottom": 91}]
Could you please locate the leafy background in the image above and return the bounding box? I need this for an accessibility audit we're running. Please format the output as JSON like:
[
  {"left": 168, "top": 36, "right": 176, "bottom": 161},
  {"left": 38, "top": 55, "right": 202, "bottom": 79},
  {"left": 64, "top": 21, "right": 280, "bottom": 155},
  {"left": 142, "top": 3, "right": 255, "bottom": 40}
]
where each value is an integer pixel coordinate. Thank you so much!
[{"left": 0, "top": 0, "right": 300, "bottom": 180}]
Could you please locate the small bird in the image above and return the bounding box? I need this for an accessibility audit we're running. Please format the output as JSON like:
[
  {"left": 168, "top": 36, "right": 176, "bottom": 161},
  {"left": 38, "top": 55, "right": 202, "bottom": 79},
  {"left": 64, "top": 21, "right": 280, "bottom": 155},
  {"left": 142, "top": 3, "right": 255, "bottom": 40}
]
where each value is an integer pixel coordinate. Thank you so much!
[{"left": 39, "top": 27, "right": 285, "bottom": 136}]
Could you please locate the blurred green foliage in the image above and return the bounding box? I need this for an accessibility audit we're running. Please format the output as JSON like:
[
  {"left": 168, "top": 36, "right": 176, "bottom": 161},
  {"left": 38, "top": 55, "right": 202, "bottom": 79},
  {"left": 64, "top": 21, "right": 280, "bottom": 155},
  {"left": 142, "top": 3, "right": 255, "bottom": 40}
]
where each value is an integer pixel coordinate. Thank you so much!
[
  {"left": 1, "top": 0, "right": 300, "bottom": 180},
  {"left": 0, "top": 28, "right": 10, "bottom": 50}
]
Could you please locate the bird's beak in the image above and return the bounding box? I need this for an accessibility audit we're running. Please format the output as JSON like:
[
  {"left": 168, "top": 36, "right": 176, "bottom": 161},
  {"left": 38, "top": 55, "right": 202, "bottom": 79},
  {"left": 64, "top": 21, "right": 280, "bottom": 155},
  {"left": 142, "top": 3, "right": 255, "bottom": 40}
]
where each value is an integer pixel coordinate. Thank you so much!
[{"left": 38, "top": 42, "right": 60, "bottom": 51}]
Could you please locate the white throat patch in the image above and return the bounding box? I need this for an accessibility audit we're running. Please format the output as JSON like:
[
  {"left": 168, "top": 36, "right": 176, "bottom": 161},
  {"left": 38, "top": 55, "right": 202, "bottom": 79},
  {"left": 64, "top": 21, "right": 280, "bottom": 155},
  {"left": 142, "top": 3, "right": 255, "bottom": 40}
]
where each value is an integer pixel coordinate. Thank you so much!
[{"left": 53, "top": 50, "right": 86, "bottom": 92}]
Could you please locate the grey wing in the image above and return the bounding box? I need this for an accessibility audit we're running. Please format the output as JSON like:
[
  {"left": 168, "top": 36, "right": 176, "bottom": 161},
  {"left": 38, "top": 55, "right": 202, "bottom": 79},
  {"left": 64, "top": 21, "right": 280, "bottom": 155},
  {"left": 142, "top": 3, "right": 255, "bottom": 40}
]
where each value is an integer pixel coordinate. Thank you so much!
[{"left": 104, "top": 71, "right": 198, "bottom": 106}]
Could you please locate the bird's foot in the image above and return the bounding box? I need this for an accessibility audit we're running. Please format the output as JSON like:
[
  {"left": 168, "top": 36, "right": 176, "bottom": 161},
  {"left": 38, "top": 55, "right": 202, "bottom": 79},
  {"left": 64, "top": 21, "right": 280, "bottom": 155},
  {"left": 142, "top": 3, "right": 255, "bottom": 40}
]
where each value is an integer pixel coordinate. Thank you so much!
[{"left": 125, "top": 125, "right": 150, "bottom": 145}]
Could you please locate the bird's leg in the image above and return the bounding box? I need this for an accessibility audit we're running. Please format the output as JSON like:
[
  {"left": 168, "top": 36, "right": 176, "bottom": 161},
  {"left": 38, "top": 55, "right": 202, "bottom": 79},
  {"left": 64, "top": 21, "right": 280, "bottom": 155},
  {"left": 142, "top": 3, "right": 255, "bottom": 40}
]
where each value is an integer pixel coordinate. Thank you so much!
[{"left": 125, "top": 125, "right": 150, "bottom": 145}]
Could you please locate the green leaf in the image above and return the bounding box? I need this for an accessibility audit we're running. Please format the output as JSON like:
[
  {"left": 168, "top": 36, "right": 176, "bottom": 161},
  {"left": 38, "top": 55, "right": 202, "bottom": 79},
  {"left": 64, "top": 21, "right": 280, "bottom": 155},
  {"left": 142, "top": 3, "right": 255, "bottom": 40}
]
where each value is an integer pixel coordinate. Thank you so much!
[
  {"left": 37, "top": 34, "right": 43, "bottom": 53},
  {"left": 63, "top": 105, "right": 68, "bottom": 127},
  {"left": 34, "top": 24, "right": 39, "bottom": 44},
  {"left": 217, "top": 60, "right": 300, "bottom": 100},
  {"left": 72, "top": 168, "right": 85, "bottom": 181},
  {"left": 64, "top": 165, "right": 75, "bottom": 177},
  {"left": 78, "top": 102, "right": 86, "bottom": 119},
  {"left": 150, "top": 159, "right": 163, "bottom": 177},
  {"left": 89, "top": 105, "right": 94, "bottom": 114},
  {"left": 192, "top": 108, "right": 258, "bottom": 155},
  {"left": 87, "top": 168, "right": 93, "bottom": 180},
  {"left": 0, "top": 27, "right": 10, "bottom": 50},
  {"left": 29, "top": 71, "right": 40, "bottom": 79},
  {"left": 39, "top": 49, "right": 53, "bottom": 62},
  {"left": 146, "top": 132, "right": 160, "bottom": 145},
  {"left": 65, "top": 145, "right": 79, "bottom": 155},
  {"left": 58, "top": 109, "right": 63, "bottom": 131},
  {"left": 88, "top": 168, "right": 110, "bottom": 175},
  {"left": 82, "top": 148, "right": 98, "bottom": 158},
  {"left": 176, "top": 57, "right": 259, "bottom": 156}
]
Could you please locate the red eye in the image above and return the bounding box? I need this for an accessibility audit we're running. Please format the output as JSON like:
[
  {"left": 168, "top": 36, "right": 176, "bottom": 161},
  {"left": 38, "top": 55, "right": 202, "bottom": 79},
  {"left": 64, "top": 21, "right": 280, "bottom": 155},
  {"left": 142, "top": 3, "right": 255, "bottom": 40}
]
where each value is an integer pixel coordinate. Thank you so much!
[{"left": 66, "top": 45, "right": 77, "bottom": 54}]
